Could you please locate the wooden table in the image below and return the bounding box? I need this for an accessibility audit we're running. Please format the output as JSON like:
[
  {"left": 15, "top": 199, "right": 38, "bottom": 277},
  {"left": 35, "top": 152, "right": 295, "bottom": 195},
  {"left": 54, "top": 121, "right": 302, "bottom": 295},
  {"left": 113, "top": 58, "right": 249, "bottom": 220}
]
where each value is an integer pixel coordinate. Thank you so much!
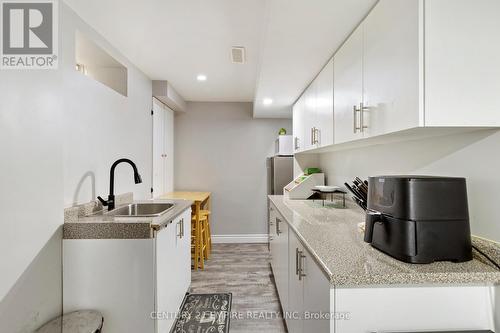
[{"left": 159, "top": 191, "right": 211, "bottom": 269}]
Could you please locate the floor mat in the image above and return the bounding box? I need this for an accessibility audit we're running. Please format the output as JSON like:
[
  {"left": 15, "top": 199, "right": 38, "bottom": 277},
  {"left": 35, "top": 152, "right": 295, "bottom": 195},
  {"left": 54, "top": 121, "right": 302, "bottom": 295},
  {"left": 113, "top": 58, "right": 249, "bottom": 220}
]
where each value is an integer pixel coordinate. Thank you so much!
[{"left": 171, "top": 293, "right": 232, "bottom": 333}]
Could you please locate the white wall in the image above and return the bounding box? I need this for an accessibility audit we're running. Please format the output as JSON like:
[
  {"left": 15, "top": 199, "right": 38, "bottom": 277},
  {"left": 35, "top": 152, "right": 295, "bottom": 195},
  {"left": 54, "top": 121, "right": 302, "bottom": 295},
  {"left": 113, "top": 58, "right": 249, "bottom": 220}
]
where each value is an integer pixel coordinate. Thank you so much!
[
  {"left": 317, "top": 129, "right": 500, "bottom": 242},
  {"left": 175, "top": 102, "right": 292, "bottom": 236},
  {"left": 62, "top": 6, "right": 152, "bottom": 207},
  {"left": 0, "top": 3, "right": 153, "bottom": 331},
  {"left": 0, "top": 2, "right": 65, "bottom": 328}
]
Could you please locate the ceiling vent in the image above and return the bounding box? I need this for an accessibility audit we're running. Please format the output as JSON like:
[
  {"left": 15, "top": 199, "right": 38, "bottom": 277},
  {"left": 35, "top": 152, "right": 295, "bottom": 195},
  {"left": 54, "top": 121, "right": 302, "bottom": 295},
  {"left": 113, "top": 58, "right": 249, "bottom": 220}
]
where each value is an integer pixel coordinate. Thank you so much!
[{"left": 231, "top": 46, "right": 246, "bottom": 64}]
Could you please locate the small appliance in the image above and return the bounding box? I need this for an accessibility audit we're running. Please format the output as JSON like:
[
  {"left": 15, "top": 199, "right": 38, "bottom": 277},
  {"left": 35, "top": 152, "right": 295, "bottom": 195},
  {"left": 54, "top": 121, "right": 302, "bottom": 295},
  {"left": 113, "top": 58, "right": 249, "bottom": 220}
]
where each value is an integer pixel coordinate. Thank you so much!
[
  {"left": 364, "top": 175, "right": 473, "bottom": 264},
  {"left": 275, "top": 135, "right": 293, "bottom": 156}
]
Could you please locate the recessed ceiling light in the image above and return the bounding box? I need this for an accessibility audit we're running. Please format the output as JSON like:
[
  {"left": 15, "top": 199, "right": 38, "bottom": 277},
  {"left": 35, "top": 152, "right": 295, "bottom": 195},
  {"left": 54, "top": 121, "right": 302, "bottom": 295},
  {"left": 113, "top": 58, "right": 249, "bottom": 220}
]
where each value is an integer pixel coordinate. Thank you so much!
[
  {"left": 263, "top": 98, "right": 273, "bottom": 105},
  {"left": 196, "top": 74, "right": 207, "bottom": 81}
]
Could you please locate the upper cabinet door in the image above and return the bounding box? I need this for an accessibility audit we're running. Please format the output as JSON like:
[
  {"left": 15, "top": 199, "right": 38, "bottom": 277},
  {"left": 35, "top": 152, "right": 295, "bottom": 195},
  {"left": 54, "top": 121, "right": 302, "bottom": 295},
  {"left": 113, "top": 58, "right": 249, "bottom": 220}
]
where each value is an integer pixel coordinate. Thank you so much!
[
  {"left": 315, "top": 58, "right": 334, "bottom": 147},
  {"left": 363, "top": 0, "right": 421, "bottom": 137},
  {"left": 334, "top": 26, "right": 364, "bottom": 144},
  {"left": 424, "top": 0, "right": 500, "bottom": 126},
  {"left": 303, "top": 82, "right": 318, "bottom": 150},
  {"left": 292, "top": 97, "right": 304, "bottom": 153}
]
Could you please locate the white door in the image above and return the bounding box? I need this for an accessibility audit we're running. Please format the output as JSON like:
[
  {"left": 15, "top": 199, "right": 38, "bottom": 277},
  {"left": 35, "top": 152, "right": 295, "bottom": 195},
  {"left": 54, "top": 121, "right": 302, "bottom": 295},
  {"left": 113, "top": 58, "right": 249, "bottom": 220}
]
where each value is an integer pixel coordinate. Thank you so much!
[
  {"left": 363, "top": 0, "right": 420, "bottom": 136},
  {"left": 152, "top": 99, "right": 174, "bottom": 197},
  {"left": 302, "top": 248, "right": 330, "bottom": 333},
  {"left": 315, "top": 58, "right": 334, "bottom": 147},
  {"left": 334, "top": 25, "right": 364, "bottom": 144},
  {"left": 287, "top": 231, "right": 304, "bottom": 333}
]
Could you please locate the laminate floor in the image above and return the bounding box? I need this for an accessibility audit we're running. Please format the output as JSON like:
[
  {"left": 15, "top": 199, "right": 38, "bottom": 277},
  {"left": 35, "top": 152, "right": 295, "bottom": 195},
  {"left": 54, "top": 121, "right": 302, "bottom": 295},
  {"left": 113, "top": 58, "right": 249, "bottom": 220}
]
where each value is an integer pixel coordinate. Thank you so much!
[{"left": 190, "top": 243, "right": 287, "bottom": 333}]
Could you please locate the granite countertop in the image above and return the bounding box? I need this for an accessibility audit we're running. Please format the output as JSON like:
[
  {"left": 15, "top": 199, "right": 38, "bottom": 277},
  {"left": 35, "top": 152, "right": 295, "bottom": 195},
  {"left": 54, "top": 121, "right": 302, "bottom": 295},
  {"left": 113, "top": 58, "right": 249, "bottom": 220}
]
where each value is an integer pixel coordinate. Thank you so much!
[
  {"left": 64, "top": 197, "right": 193, "bottom": 239},
  {"left": 269, "top": 195, "right": 500, "bottom": 287}
]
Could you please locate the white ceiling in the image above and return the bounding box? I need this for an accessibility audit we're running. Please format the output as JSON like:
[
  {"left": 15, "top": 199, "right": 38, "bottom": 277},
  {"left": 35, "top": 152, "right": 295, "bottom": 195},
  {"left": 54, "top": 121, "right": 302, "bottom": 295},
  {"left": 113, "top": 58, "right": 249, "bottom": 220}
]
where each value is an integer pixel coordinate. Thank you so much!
[{"left": 64, "top": 0, "right": 376, "bottom": 118}]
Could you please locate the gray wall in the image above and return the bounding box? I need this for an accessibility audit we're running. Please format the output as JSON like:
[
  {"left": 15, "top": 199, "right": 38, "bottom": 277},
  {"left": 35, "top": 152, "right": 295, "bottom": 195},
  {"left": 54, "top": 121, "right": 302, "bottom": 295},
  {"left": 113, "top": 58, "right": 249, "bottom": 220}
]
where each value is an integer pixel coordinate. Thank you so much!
[
  {"left": 175, "top": 102, "right": 292, "bottom": 236},
  {"left": 0, "top": 3, "right": 153, "bottom": 331},
  {"left": 317, "top": 129, "right": 500, "bottom": 242}
]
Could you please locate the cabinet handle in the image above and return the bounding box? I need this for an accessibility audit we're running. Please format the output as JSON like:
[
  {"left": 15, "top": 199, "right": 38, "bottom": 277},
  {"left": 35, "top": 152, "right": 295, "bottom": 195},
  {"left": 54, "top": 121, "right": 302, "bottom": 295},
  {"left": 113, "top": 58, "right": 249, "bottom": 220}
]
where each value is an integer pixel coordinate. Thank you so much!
[
  {"left": 176, "top": 218, "right": 184, "bottom": 238},
  {"left": 360, "top": 103, "right": 369, "bottom": 132},
  {"left": 313, "top": 127, "right": 320, "bottom": 145},
  {"left": 294, "top": 136, "right": 300, "bottom": 150},
  {"left": 276, "top": 218, "right": 281, "bottom": 235},
  {"left": 310, "top": 127, "right": 314, "bottom": 145},
  {"left": 353, "top": 105, "right": 361, "bottom": 133},
  {"left": 269, "top": 236, "right": 274, "bottom": 241},
  {"left": 295, "top": 248, "right": 300, "bottom": 276},
  {"left": 299, "top": 252, "right": 307, "bottom": 280}
]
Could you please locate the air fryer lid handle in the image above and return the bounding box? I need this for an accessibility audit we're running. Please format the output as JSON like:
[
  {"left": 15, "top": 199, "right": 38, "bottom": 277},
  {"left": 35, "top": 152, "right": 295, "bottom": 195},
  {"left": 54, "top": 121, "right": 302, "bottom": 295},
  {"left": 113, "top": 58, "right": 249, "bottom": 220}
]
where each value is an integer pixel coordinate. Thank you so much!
[{"left": 364, "top": 211, "right": 383, "bottom": 243}]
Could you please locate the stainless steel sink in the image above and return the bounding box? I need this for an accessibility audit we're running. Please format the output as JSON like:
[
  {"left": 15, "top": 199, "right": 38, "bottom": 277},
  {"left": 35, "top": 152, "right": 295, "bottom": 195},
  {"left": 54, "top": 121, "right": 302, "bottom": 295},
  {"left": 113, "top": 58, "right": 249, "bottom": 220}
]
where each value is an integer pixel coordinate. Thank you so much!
[{"left": 105, "top": 203, "right": 174, "bottom": 217}]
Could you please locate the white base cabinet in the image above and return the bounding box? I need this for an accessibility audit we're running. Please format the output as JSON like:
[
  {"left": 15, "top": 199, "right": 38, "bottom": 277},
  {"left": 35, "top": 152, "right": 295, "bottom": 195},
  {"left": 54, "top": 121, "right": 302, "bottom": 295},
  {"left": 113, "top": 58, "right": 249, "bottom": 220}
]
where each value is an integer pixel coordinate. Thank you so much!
[
  {"left": 334, "top": 285, "right": 496, "bottom": 333},
  {"left": 270, "top": 202, "right": 331, "bottom": 333},
  {"left": 63, "top": 208, "right": 191, "bottom": 333},
  {"left": 270, "top": 204, "right": 290, "bottom": 314},
  {"left": 269, "top": 202, "right": 496, "bottom": 333},
  {"left": 288, "top": 230, "right": 330, "bottom": 333}
]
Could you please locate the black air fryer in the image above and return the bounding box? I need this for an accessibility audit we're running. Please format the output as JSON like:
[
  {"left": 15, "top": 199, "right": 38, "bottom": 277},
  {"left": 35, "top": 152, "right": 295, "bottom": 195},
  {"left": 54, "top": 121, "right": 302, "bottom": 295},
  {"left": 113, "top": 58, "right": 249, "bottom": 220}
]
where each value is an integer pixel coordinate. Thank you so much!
[{"left": 364, "top": 176, "right": 473, "bottom": 264}]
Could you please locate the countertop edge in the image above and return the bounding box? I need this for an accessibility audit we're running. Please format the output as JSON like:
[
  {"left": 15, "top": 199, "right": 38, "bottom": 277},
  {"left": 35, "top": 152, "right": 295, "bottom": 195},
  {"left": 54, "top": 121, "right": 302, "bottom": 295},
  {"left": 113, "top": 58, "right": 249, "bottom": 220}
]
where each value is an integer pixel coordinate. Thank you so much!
[
  {"left": 268, "top": 195, "right": 500, "bottom": 288},
  {"left": 63, "top": 199, "right": 194, "bottom": 239}
]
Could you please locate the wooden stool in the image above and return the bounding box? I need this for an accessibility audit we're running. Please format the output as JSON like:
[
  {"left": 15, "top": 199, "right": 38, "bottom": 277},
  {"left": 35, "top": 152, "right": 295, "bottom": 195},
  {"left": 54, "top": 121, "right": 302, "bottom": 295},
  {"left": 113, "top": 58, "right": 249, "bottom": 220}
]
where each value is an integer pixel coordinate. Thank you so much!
[
  {"left": 199, "top": 210, "right": 212, "bottom": 258},
  {"left": 191, "top": 214, "right": 207, "bottom": 270}
]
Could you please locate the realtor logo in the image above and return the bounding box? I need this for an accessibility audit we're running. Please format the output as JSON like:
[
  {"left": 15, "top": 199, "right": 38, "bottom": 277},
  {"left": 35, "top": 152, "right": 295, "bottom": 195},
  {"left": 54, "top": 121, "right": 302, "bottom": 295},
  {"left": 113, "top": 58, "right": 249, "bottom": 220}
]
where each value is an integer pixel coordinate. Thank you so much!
[{"left": 1, "top": 0, "right": 58, "bottom": 69}]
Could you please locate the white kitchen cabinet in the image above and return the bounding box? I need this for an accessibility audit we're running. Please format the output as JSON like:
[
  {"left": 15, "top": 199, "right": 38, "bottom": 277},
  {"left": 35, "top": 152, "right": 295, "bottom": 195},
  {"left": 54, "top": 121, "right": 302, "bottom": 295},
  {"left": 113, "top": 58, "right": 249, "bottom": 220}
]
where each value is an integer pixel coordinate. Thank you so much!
[
  {"left": 299, "top": 0, "right": 500, "bottom": 150},
  {"left": 269, "top": 202, "right": 289, "bottom": 314},
  {"left": 292, "top": 97, "right": 305, "bottom": 153},
  {"left": 302, "top": 248, "right": 331, "bottom": 333},
  {"left": 315, "top": 58, "right": 334, "bottom": 147},
  {"left": 303, "top": 82, "right": 317, "bottom": 150},
  {"left": 287, "top": 230, "right": 330, "bottom": 333},
  {"left": 294, "top": 58, "right": 334, "bottom": 151},
  {"left": 275, "top": 214, "right": 289, "bottom": 314},
  {"left": 363, "top": 0, "right": 420, "bottom": 137},
  {"left": 269, "top": 204, "right": 278, "bottom": 269},
  {"left": 424, "top": 0, "right": 500, "bottom": 127},
  {"left": 63, "top": 207, "right": 192, "bottom": 333},
  {"left": 333, "top": 26, "right": 364, "bottom": 144},
  {"left": 334, "top": 286, "right": 495, "bottom": 332},
  {"left": 270, "top": 204, "right": 331, "bottom": 333},
  {"left": 156, "top": 209, "right": 191, "bottom": 333},
  {"left": 287, "top": 231, "right": 304, "bottom": 333}
]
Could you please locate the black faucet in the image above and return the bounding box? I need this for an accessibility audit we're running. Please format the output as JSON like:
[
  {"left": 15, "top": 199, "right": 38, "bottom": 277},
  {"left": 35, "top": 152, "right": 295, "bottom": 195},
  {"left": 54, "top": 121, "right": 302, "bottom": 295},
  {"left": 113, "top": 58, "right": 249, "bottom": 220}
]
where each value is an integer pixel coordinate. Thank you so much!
[{"left": 98, "top": 158, "right": 142, "bottom": 210}]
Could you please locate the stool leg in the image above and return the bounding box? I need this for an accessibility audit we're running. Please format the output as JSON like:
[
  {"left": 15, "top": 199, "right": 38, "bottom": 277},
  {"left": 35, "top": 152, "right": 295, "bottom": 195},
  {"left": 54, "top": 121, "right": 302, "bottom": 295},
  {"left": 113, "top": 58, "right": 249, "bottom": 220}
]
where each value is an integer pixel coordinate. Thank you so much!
[
  {"left": 192, "top": 219, "right": 199, "bottom": 270},
  {"left": 202, "top": 219, "right": 209, "bottom": 260},
  {"left": 198, "top": 220, "right": 205, "bottom": 269},
  {"left": 204, "top": 217, "right": 211, "bottom": 259}
]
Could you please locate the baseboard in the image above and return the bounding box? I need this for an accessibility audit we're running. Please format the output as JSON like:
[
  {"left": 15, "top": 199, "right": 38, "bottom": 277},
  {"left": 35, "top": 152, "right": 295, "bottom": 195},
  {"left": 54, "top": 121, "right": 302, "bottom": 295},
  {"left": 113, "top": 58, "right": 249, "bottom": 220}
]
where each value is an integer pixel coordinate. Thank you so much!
[{"left": 211, "top": 234, "right": 268, "bottom": 244}]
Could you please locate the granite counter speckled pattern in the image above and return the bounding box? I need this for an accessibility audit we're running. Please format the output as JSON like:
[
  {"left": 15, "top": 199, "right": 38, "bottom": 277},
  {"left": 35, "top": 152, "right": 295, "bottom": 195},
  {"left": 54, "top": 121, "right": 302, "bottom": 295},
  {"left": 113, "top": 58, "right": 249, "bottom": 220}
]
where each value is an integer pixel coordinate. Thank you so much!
[
  {"left": 63, "top": 198, "right": 193, "bottom": 239},
  {"left": 268, "top": 195, "right": 500, "bottom": 287}
]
